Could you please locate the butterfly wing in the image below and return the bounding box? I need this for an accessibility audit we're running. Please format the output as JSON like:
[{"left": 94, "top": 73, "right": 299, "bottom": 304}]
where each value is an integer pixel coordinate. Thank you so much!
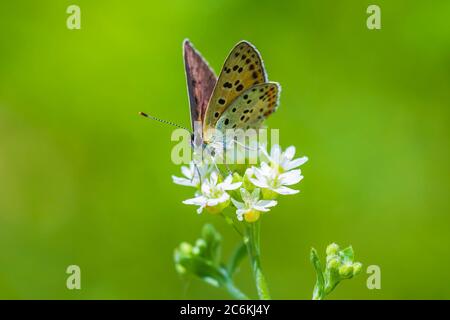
[
  {"left": 203, "top": 41, "right": 267, "bottom": 140},
  {"left": 215, "top": 82, "right": 280, "bottom": 131},
  {"left": 183, "top": 39, "right": 217, "bottom": 130}
]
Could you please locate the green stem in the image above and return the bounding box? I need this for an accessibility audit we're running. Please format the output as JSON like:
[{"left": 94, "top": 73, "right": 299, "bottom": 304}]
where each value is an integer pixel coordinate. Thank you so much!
[
  {"left": 245, "top": 221, "right": 271, "bottom": 300},
  {"left": 220, "top": 212, "right": 244, "bottom": 237},
  {"left": 225, "top": 280, "right": 249, "bottom": 300}
]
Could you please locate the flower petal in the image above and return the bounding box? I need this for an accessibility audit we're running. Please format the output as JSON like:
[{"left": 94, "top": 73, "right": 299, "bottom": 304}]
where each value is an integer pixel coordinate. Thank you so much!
[
  {"left": 222, "top": 174, "right": 233, "bottom": 186},
  {"left": 284, "top": 146, "right": 296, "bottom": 160},
  {"left": 225, "top": 182, "right": 242, "bottom": 190},
  {"left": 240, "top": 188, "right": 251, "bottom": 202},
  {"left": 231, "top": 198, "right": 244, "bottom": 209},
  {"left": 210, "top": 171, "right": 218, "bottom": 185},
  {"left": 251, "top": 188, "right": 261, "bottom": 200},
  {"left": 172, "top": 176, "right": 196, "bottom": 187},
  {"left": 196, "top": 206, "right": 204, "bottom": 214},
  {"left": 236, "top": 209, "right": 245, "bottom": 221},
  {"left": 284, "top": 156, "right": 308, "bottom": 171},
  {"left": 270, "top": 144, "right": 281, "bottom": 161},
  {"left": 201, "top": 182, "right": 211, "bottom": 195},
  {"left": 253, "top": 206, "right": 269, "bottom": 212},
  {"left": 252, "top": 167, "right": 265, "bottom": 182},
  {"left": 256, "top": 200, "right": 278, "bottom": 208},
  {"left": 181, "top": 165, "right": 192, "bottom": 179},
  {"left": 279, "top": 170, "right": 303, "bottom": 185},
  {"left": 183, "top": 196, "right": 207, "bottom": 205},
  {"left": 249, "top": 177, "right": 269, "bottom": 189},
  {"left": 273, "top": 186, "right": 300, "bottom": 195},
  {"left": 260, "top": 162, "right": 272, "bottom": 173}
]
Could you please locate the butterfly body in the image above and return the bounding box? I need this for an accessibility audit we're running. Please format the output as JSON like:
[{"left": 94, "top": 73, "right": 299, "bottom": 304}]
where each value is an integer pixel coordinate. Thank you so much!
[{"left": 183, "top": 40, "right": 280, "bottom": 148}]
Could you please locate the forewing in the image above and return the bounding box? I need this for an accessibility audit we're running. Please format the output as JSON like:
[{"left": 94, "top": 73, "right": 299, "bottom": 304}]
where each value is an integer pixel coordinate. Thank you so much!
[
  {"left": 215, "top": 82, "right": 280, "bottom": 131},
  {"left": 203, "top": 41, "right": 267, "bottom": 136},
  {"left": 183, "top": 40, "right": 217, "bottom": 130}
]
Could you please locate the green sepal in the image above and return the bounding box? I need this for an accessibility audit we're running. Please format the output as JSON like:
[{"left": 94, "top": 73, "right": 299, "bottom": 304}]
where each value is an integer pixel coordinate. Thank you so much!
[{"left": 339, "top": 246, "right": 354, "bottom": 264}]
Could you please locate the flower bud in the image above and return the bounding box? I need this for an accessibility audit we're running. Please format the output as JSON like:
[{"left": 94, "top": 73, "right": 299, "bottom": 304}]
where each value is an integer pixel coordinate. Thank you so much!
[
  {"left": 327, "top": 257, "right": 340, "bottom": 271},
  {"left": 352, "top": 262, "right": 362, "bottom": 276},
  {"left": 175, "top": 263, "right": 187, "bottom": 275},
  {"left": 244, "top": 209, "right": 261, "bottom": 223},
  {"left": 179, "top": 242, "right": 193, "bottom": 256},
  {"left": 326, "top": 243, "right": 340, "bottom": 256},
  {"left": 193, "top": 239, "right": 207, "bottom": 256},
  {"left": 338, "top": 263, "right": 353, "bottom": 278}
]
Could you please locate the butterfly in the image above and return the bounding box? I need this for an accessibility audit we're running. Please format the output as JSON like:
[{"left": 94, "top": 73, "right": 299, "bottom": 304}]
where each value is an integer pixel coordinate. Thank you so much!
[
  {"left": 183, "top": 39, "right": 280, "bottom": 149},
  {"left": 141, "top": 39, "right": 280, "bottom": 161}
]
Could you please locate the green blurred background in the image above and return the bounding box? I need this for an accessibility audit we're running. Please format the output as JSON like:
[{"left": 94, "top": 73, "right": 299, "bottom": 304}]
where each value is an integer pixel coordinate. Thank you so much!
[{"left": 0, "top": 0, "right": 449, "bottom": 299}]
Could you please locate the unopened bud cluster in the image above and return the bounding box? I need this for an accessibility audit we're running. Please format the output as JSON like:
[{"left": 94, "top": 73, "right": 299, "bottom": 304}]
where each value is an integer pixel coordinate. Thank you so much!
[{"left": 311, "top": 243, "right": 362, "bottom": 300}]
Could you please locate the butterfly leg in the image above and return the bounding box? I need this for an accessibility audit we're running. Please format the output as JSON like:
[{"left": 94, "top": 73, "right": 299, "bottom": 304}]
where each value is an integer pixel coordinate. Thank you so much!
[
  {"left": 224, "top": 162, "right": 232, "bottom": 175},
  {"left": 192, "top": 161, "right": 203, "bottom": 186},
  {"left": 209, "top": 156, "right": 222, "bottom": 176}
]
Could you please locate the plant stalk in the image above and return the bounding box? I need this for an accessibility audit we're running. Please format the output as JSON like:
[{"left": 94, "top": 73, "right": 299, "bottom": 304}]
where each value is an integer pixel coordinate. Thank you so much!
[
  {"left": 225, "top": 280, "right": 249, "bottom": 300},
  {"left": 245, "top": 221, "right": 271, "bottom": 300}
]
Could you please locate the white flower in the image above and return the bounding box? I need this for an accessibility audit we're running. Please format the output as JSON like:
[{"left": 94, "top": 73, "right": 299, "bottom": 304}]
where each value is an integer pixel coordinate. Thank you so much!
[
  {"left": 231, "top": 188, "right": 277, "bottom": 222},
  {"left": 249, "top": 162, "right": 303, "bottom": 196},
  {"left": 172, "top": 161, "right": 213, "bottom": 188},
  {"left": 172, "top": 162, "right": 200, "bottom": 187},
  {"left": 265, "top": 144, "right": 308, "bottom": 172},
  {"left": 183, "top": 171, "right": 242, "bottom": 214}
]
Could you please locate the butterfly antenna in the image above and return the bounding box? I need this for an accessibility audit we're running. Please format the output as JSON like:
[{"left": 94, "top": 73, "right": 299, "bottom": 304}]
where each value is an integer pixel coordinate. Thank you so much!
[{"left": 139, "top": 112, "right": 191, "bottom": 133}]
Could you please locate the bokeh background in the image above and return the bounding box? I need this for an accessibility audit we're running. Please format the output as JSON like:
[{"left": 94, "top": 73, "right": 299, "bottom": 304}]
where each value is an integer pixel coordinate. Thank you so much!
[{"left": 0, "top": 0, "right": 449, "bottom": 299}]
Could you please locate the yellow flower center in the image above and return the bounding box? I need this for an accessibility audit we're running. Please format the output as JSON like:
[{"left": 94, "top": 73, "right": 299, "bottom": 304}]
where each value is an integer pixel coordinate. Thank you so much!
[{"left": 244, "top": 209, "right": 261, "bottom": 223}]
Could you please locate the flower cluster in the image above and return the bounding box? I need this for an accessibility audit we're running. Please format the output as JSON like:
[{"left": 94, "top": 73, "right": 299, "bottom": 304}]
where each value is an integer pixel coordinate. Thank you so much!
[{"left": 172, "top": 144, "right": 308, "bottom": 223}]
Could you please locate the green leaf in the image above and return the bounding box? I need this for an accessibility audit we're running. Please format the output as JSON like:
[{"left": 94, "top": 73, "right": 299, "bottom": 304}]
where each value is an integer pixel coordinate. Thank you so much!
[
  {"left": 227, "top": 242, "right": 247, "bottom": 276},
  {"left": 310, "top": 248, "right": 325, "bottom": 300}
]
